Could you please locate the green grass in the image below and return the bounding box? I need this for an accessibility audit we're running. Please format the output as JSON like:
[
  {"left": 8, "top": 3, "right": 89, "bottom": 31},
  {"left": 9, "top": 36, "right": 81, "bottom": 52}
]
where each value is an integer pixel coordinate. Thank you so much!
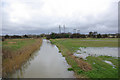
[
  {"left": 2, "top": 38, "right": 42, "bottom": 77},
  {"left": 2, "top": 39, "right": 35, "bottom": 51},
  {"left": 51, "top": 38, "right": 118, "bottom": 52},
  {"left": 84, "top": 56, "right": 118, "bottom": 78},
  {"left": 0, "top": 41, "right": 2, "bottom": 46},
  {"left": 59, "top": 50, "right": 61, "bottom": 53},
  {"left": 68, "top": 68, "right": 74, "bottom": 71},
  {"left": 50, "top": 38, "right": 119, "bottom": 78}
]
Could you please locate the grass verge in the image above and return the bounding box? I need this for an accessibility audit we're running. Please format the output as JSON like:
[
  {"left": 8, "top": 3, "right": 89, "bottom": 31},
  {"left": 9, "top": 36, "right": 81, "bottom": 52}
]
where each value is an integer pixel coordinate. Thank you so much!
[
  {"left": 2, "top": 38, "right": 42, "bottom": 77},
  {"left": 50, "top": 38, "right": 119, "bottom": 78}
]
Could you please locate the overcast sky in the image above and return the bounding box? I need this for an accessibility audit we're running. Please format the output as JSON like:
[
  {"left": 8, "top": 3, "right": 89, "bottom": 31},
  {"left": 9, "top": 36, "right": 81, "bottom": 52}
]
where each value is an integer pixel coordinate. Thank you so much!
[{"left": 1, "top": 0, "right": 119, "bottom": 35}]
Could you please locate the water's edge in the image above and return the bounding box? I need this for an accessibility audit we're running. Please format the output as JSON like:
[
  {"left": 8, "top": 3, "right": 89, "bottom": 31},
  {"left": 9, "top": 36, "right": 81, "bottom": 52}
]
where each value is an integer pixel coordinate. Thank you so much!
[{"left": 9, "top": 39, "right": 74, "bottom": 78}]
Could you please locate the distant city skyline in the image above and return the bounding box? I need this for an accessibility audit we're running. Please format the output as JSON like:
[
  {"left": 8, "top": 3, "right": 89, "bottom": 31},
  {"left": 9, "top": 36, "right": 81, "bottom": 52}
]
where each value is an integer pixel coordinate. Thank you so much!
[{"left": 1, "top": 0, "right": 119, "bottom": 35}]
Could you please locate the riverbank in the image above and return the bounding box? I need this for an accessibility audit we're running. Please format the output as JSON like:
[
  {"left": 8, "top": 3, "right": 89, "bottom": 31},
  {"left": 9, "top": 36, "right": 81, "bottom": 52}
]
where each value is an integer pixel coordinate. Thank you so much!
[
  {"left": 50, "top": 38, "right": 119, "bottom": 78},
  {"left": 2, "top": 38, "right": 42, "bottom": 77},
  {"left": 0, "top": 41, "right": 1, "bottom": 77},
  {"left": 8, "top": 39, "right": 74, "bottom": 78}
]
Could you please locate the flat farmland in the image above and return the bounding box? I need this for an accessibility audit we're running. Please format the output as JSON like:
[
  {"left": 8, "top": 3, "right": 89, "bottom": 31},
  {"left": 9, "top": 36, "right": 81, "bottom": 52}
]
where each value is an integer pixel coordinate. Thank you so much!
[{"left": 50, "top": 38, "right": 119, "bottom": 78}]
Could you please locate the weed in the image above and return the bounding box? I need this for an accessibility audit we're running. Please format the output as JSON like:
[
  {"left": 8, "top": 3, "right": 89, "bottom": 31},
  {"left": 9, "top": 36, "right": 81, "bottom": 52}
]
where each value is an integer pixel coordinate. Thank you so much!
[
  {"left": 77, "top": 70, "right": 83, "bottom": 74},
  {"left": 68, "top": 68, "right": 74, "bottom": 71},
  {"left": 50, "top": 38, "right": 118, "bottom": 78},
  {"left": 2, "top": 38, "right": 42, "bottom": 77},
  {"left": 59, "top": 50, "right": 61, "bottom": 53}
]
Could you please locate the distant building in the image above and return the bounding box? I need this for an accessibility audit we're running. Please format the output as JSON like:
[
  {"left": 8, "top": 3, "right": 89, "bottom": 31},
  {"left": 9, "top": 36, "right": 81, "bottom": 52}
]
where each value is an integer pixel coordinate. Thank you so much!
[{"left": 108, "top": 34, "right": 117, "bottom": 38}]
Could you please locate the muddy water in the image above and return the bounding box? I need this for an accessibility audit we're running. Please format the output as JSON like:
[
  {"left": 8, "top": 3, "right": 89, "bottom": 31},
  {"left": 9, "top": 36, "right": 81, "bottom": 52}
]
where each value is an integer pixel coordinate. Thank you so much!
[{"left": 9, "top": 39, "right": 74, "bottom": 78}]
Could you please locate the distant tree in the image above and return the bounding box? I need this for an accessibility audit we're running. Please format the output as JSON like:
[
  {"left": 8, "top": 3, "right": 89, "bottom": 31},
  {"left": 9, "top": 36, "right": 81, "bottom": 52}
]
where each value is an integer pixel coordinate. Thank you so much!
[
  {"left": 88, "top": 31, "right": 98, "bottom": 38},
  {"left": 102, "top": 34, "right": 108, "bottom": 38},
  {"left": 80, "top": 34, "right": 86, "bottom": 38},
  {"left": 97, "top": 34, "right": 102, "bottom": 38},
  {"left": 88, "top": 32, "right": 93, "bottom": 38},
  {"left": 116, "top": 33, "right": 120, "bottom": 38},
  {"left": 11, "top": 35, "right": 22, "bottom": 38},
  {"left": 23, "top": 34, "right": 29, "bottom": 38},
  {"left": 93, "top": 32, "right": 97, "bottom": 38},
  {"left": 50, "top": 33, "right": 57, "bottom": 39},
  {"left": 37, "top": 35, "right": 41, "bottom": 38},
  {"left": 40, "top": 34, "right": 45, "bottom": 37},
  {"left": 64, "top": 33, "right": 70, "bottom": 38},
  {"left": 46, "top": 35, "right": 51, "bottom": 40},
  {"left": 2, "top": 37, "right": 5, "bottom": 41},
  {"left": 70, "top": 33, "right": 80, "bottom": 38},
  {"left": 93, "top": 32, "right": 97, "bottom": 35},
  {"left": 5, "top": 35, "right": 9, "bottom": 39}
]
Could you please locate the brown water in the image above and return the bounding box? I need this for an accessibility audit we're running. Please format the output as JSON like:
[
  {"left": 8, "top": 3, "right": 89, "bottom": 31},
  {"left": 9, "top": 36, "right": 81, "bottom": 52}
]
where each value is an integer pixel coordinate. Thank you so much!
[{"left": 9, "top": 39, "right": 74, "bottom": 78}]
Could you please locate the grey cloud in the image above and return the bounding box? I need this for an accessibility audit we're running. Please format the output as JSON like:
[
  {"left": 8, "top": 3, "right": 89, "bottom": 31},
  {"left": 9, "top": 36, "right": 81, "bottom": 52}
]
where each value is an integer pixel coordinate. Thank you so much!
[{"left": 2, "top": 0, "right": 119, "bottom": 35}]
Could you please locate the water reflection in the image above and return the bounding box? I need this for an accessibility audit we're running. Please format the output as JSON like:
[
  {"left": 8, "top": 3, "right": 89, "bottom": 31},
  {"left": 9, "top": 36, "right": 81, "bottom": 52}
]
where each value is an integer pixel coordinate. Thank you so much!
[
  {"left": 9, "top": 39, "right": 74, "bottom": 78},
  {"left": 74, "top": 47, "right": 118, "bottom": 59}
]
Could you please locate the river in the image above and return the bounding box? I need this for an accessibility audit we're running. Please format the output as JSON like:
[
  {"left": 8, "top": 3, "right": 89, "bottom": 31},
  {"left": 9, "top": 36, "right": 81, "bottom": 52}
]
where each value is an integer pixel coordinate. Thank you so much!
[{"left": 8, "top": 39, "right": 74, "bottom": 78}]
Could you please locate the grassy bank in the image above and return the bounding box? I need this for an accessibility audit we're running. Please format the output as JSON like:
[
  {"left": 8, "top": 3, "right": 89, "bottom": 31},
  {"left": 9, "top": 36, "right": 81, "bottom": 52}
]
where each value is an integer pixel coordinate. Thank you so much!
[
  {"left": 0, "top": 41, "right": 2, "bottom": 77},
  {"left": 50, "top": 38, "right": 118, "bottom": 78},
  {"left": 2, "top": 38, "right": 42, "bottom": 77},
  {"left": 51, "top": 38, "right": 118, "bottom": 53}
]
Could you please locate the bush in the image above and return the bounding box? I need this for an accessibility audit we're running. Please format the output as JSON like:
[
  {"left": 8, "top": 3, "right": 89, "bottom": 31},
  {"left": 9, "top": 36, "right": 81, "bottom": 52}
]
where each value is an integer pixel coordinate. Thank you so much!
[
  {"left": 68, "top": 68, "right": 74, "bottom": 71},
  {"left": 59, "top": 50, "right": 61, "bottom": 53},
  {"left": 77, "top": 70, "right": 83, "bottom": 74}
]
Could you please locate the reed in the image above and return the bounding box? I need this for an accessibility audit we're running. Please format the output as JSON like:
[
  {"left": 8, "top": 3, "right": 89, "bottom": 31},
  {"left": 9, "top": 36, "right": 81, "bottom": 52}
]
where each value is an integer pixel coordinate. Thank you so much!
[{"left": 2, "top": 38, "right": 42, "bottom": 77}]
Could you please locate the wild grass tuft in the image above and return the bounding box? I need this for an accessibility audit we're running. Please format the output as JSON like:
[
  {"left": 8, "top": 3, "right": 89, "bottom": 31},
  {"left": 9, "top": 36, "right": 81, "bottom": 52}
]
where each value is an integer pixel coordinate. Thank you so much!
[
  {"left": 50, "top": 38, "right": 118, "bottom": 78},
  {"left": 2, "top": 38, "right": 42, "bottom": 77},
  {"left": 68, "top": 68, "right": 74, "bottom": 71}
]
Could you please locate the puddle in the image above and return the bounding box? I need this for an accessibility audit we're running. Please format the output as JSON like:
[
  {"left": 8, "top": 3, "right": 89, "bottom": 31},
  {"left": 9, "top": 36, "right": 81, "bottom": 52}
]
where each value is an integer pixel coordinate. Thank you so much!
[
  {"left": 80, "top": 40, "right": 117, "bottom": 42},
  {"left": 104, "top": 60, "right": 116, "bottom": 68},
  {"left": 74, "top": 47, "right": 118, "bottom": 59}
]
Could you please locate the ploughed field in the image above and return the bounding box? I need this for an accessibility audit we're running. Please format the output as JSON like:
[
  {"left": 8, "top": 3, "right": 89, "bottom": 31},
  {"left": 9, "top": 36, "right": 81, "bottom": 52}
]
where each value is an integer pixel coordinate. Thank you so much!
[
  {"left": 50, "top": 38, "right": 119, "bottom": 78},
  {"left": 2, "top": 38, "right": 42, "bottom": 77}
]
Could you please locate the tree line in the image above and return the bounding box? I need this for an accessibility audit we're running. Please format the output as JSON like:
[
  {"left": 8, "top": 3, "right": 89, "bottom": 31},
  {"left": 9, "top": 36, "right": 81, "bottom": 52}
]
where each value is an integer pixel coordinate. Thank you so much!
[
  {"left": 1, "top": 34, "right": 41, "bottom": 41},
  {"left": 1, "top": 31, "right": 120, "bottom": 41},
  {"left": 46, "top": 32, "right": 120, "bottom": 39}
]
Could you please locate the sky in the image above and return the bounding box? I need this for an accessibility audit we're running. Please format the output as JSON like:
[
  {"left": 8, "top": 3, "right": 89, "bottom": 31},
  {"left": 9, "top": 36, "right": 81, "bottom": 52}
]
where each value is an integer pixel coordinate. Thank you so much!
[{"left": 1, "top": 0, "right": 119, "bottom": 35}]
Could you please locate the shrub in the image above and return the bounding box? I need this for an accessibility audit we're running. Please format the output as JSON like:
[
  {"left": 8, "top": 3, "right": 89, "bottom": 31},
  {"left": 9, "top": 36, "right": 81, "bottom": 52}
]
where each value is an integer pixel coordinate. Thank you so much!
[{"left": 68, "top": 68, "right": 74, "bottom": 71}]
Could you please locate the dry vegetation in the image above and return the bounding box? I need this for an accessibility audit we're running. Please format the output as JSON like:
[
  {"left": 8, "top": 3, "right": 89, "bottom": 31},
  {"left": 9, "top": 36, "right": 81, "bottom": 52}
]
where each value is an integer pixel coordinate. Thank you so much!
[
  {"left": 50, "top": 38, "right": 118, "bottom": 78},
  {"left": 0, "top": 43, "right": 2, "bottom": 77},
  {"left": 2, "top": 38, "right": 42, "bottom": 77}
]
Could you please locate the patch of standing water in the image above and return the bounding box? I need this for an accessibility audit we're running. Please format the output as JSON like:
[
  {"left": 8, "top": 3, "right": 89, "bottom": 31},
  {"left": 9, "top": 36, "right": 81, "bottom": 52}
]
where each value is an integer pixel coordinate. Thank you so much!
[
  {"left": 74, "top": 47, "right": 118, "bottom": 60},
  {"left": 104, "top": 60, "right": 116, "bottom": 69},
  {"left": 80, "top": 40, "right": 117, "bottom": 42}
]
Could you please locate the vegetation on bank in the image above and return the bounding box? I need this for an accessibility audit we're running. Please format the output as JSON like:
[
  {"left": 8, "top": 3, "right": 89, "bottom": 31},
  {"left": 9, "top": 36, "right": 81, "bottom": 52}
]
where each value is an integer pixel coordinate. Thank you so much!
[
  {"left": 2, "top": 38, "right": 42, "bottom": 77},
  {"left": 50, "top": 38, "right": 119, "bottom": 78},
  {"left": 84, "top": 56, "right": 118, "bottom": 78},
  {"left": 0, "top": 41, "right": 2, "bottom": 77},
  {"left": 51, "top": 38, "right": 118, "bottom": 52}
]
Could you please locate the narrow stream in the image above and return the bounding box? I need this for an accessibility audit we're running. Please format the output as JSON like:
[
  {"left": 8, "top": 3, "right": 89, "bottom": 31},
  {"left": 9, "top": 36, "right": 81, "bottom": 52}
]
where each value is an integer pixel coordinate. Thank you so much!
[{"left": 9, "top": 39, "right": 74, "bottom": 78}]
